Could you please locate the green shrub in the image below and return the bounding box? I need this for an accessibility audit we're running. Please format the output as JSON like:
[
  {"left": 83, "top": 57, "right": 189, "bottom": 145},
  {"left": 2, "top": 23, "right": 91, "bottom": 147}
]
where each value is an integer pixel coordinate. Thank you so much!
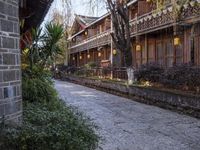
[
  {"left": 135, "top": 63, "right": 164, "bottom": 82},
  {"left": 22, "top": 66, "right": 52, "bottom": 83},
  {"left": 22, "top": 78, "right": 58, "bottom": 103},
  {"left": 160, "top": 63, "right": 200, "bottom": 89},
  {"left": 22, "top": 65, "right": 58, "bottom": 103},
  {"left": 84, "top": 62, "right": 97, "bottom": 69},
  {"left": 0, "top": 101, "right": 99, "bottom": 150}
]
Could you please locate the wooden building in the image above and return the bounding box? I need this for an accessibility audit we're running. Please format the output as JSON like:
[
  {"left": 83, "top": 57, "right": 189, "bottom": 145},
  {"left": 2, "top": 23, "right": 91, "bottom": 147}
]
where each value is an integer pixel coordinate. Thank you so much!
[{"left": 68, "top": 0, "right": 200, "bottom": 69}]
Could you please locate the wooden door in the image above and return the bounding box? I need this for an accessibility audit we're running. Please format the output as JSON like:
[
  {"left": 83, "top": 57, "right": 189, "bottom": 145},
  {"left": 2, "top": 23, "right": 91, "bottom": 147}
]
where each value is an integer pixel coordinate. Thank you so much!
[
  {"left": 175, "top": 37, "right": 184, "bottom": 65},
  {"left": 194, "top": 36, "right": 200, "bottom": 66},
  {"left": 136, "top": 47, "right": 142, "bottom": 68},
  {"left": 165, "top": 38, "right": 174, "bottom": 67},
  {"left": 156, "top": 41, "right": 164, "bottom": 66},
  {"left": 148, "top": 39, "right": 156, "bottom": 63}
]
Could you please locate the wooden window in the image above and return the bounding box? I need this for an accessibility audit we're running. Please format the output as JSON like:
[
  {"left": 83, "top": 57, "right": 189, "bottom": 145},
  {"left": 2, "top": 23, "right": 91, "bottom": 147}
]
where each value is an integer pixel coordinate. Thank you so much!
[
  {"left": 130, "top": 8, "right": 137, "bottom": 20},
  {"left": 193, "top": 24, "right": 200, "bottom": 65},
  {"left": 148, "top": 41, "right": 155, "bottom": 63},
  {"left": 99, "top": 25, "right": 102, "bottom": 33},
  {"left": 105, "top": 18, "right": 111, "bottom": 30},
  {"left": 194, "top": 36, "right": 200, "bottom": 66},
  {"left": 156, "top": 41, "right": 164, "bottom": 66},
  {"left": 94, "top": 50, "right": 98, "bottom": 63},
  {"left": 136, "top": 52, "right": 142, "bottom": 67},
  {"left": 142, "top": 44, "right": 147, "bottom": 64},
  {"left": 165, "top": 39, "right": 173, "bottom": 67},
  {"left": 175, "top": 43, "right": 183, "bottom": 65}
]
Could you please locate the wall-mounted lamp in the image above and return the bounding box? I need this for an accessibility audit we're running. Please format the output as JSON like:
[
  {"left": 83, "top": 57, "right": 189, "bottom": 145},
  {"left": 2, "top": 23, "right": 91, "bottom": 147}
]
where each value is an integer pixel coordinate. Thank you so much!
[
  {"left": 98, "top": 52, "right": 102, "bottom": 57},
  {"left": 73, "top": 57, "right": 75, "bottom": 61},
  {"left": 136, "top": 44, "right": 141, "bottom": 51},
  {"left": 79, "top": 55, "right": 82, "bottom": 60},
  {"left": 174, "top": 37, "right": 181, "bottom": 46},
  {"left": 113, "top": 49, "right": 117, "bottom": 55},
  {"left": 84, "top": 30, "right": 88, "bottom": 36},
  {"left": 87, "top": 54, "right": 91, "bottom": 59}
]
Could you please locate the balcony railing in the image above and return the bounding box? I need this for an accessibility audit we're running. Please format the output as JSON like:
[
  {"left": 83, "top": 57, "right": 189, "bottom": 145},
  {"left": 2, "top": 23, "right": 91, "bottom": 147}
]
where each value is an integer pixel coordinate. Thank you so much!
[
  {"left": 69, "top": 1, "right": 199, "bottom": 53},
  {"left": 66, "top": 67, "right": 128, "bottom": 80},
  {"left": 130, "top": 6, "right": 174, "bottom": 35},
  {"left": 70, "top": 30, "right": 111, "bottom": 54}
]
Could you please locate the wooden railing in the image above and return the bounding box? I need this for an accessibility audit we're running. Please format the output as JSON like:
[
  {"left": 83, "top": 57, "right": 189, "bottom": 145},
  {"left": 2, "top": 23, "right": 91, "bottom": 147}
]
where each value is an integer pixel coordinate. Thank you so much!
[
  {"left": 70, "top": 30, "right": 111, "bottom": 54},
  {"left": 130, "top": 5, "right": 174, "bottom": 35},
  {"left": 69, "top": 1, "right": 200, "bottom": 53},
  {"left": 68, "top": 67, "right": 128, "bottom": 80}
]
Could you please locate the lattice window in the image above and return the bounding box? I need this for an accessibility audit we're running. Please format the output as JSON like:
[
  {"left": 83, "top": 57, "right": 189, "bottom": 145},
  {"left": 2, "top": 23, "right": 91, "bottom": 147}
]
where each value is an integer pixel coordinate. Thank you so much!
[
  {"left": 156, "top": 42, "right": 164, "bottom": 66},
  {"left": 165, "top": 39, "right": 174, "bottom": 67},
  {"left": 148, "top": 42, "right": 155, "bottom": 63}
]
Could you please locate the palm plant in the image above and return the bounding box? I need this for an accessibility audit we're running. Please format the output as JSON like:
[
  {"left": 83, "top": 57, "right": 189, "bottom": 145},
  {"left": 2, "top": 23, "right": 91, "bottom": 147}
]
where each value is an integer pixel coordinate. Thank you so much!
[
  {"left": 22, "top": 28, "right": 44, "bottom": 70},
  {"left": 21, "top": 22, "right": 64, "bottom": 71},
  {"left": 42, "top": 23, "right": 64, "bottom": 68}
]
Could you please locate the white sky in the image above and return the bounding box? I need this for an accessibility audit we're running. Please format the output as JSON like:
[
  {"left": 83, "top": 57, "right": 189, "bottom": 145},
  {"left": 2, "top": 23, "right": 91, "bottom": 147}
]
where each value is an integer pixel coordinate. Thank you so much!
[{"left": 42, "top": 0, "right": 107, "bottom": 26}]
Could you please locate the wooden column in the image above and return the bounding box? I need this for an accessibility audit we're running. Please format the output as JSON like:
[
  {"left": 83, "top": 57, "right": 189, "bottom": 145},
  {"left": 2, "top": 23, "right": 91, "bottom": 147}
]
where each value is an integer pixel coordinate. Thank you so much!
[{"left": 144, "top": 34, "right": 148, "bottom": 63}]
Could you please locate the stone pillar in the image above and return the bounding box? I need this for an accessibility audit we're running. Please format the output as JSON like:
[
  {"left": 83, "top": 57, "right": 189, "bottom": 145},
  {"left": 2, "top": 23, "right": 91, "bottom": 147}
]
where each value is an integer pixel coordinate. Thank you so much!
[{"left": 0, "top": 0, "right": 22, "bottom": 123}]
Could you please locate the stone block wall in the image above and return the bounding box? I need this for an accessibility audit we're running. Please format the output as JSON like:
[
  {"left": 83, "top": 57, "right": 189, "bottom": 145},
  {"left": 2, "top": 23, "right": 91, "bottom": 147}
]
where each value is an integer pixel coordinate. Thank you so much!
[
  {"left": 0, "top": 0, "right": 22, "bottom": 123},
  {"left": 66, "top": 76, "right": 200, "bottom": 118}
]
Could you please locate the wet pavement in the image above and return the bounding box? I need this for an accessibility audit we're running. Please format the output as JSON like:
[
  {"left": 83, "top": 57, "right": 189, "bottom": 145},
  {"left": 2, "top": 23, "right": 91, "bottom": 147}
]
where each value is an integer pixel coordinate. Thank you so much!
[{"left": 55, "top": 80, "right": 200, "bottom": 150}]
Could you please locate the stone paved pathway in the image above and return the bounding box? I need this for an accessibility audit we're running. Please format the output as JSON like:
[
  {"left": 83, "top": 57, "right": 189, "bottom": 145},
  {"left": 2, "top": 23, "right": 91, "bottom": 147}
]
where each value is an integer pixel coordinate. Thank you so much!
[{"left": 55, "top": 80, "right": 200, "bottom": 150}]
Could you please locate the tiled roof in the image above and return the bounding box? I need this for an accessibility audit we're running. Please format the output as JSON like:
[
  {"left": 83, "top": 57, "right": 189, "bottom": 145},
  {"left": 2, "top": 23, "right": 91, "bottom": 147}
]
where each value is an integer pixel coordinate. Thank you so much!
[{"left": 75, "top": 15, "right": 99, "bottom": 26}]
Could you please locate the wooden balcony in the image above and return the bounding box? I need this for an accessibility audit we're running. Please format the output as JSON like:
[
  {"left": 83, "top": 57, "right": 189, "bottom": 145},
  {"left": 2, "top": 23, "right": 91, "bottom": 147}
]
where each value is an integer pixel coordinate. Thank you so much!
[
  {"left": 69, "top": 1, "right": 200, "bottom": 54},
  {"left": 130, "top": 6, "right": 174, "bottom": 36},
  {"left": 70, "top": 30, "right": 111, "bottom": 54}
]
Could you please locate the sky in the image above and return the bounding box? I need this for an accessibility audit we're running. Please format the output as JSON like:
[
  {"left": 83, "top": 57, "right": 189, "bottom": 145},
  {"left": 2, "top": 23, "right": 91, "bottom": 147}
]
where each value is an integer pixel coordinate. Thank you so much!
[{"left": 42, "top": 0, "right": 107, "bottom": 26}]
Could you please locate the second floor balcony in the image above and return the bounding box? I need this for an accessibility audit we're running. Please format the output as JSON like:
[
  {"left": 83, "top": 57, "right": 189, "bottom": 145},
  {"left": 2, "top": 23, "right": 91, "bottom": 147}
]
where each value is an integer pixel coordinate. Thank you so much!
[
  {"left": 70, "top": 30, "right": 111, "bottom": 53},
  {"left": 69, "top": 0, "right": 200, "bottom": 54}
]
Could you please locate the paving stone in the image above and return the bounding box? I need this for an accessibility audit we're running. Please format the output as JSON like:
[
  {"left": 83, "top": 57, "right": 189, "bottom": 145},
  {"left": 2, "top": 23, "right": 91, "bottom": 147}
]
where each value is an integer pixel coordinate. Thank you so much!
[{"left": 55, "top": 80, "right": 200, "bottom": 150}]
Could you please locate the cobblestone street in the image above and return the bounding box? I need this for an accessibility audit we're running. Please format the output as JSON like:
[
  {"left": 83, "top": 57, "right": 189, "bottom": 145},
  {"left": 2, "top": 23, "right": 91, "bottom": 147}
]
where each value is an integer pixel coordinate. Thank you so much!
[{"left": 55, "top": 80, "right": 200, "bottom": 150}]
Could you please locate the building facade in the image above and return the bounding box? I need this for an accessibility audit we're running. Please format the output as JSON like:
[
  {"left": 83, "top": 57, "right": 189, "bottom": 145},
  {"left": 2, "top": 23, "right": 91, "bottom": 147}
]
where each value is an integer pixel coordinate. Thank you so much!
[{"left": 68, "top": 0, "right": 200, "bottom": 70}]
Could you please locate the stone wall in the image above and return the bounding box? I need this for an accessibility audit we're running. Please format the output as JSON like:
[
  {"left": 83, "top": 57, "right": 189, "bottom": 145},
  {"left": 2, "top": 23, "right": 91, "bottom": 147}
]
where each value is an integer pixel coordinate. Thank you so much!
[
  {"left": 66, "top": 76, "right": 200, "bottom": 118},
  {"left": 0, "top": 0, "right": 22, "bottom": 123}
]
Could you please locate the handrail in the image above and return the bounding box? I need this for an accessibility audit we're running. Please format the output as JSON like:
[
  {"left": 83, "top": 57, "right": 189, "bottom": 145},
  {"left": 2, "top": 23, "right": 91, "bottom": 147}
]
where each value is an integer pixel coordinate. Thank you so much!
[
  {"left": 70, "top": 29, "right": 111, "bottom": 49},
  {"left": 69, "top": 1, "right": 199, "bottom": 52},
  {"left": 70, "top": 5, "right": 174, "bottom": 50}
]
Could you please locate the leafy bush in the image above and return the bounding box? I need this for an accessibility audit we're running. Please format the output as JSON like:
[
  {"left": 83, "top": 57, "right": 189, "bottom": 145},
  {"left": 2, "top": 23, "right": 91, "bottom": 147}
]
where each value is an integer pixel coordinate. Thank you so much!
[
  {"left": 14, "top": 22, "right": 100, "bottom": 150},
  {"left": 22, "top": 65, "right": 58, "bottom": 103},
  {"left": 160, "top": 63, "right": 200, "bottom": 89},
  {"left": 135, "top": 63, "right": 164, "bottom": 82},
  {"left": 135, "top": 63, "right": 200, "bottom": 92},
  {"left": 0, "top": 101, "right": 99, "bottom": 150},
  {"left": 22, "top": 77, "right": 58, "bottom": 103},
  {"left": 84, "top": 62, "right": 97, "bottom": 69},
  {"left": 22, "top": 66, "right": 52, "bottom": 83}
]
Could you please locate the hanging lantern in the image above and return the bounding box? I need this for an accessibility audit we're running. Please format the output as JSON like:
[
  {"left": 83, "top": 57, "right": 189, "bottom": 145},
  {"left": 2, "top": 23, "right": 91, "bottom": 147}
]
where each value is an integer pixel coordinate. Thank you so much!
[
  {"left": 84, "top": 30, "right": 88, "bottom": 36},
  {"left": 79, "top": 55, "right": 82, "bottom": 60},
  {"left": 113, "top": 49, "right": 117, "bottom": 55},
  {"left": 136, "top": 44, "right": 141, "bottom": 51},
  {"left": 174, "top": 37, "right": 181, "bottom": 46},
  {"left": 73, "top": 57, "right": 75, "bottom": 61},
  {"left": 98, "top": 52, "right": 102, "bottom": 57},
  {"left": 87, "top": 54, "right": 91, "bottom": 59},
  {"left": 146, "top": 0, "right": 151, "bottom": 3}
]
